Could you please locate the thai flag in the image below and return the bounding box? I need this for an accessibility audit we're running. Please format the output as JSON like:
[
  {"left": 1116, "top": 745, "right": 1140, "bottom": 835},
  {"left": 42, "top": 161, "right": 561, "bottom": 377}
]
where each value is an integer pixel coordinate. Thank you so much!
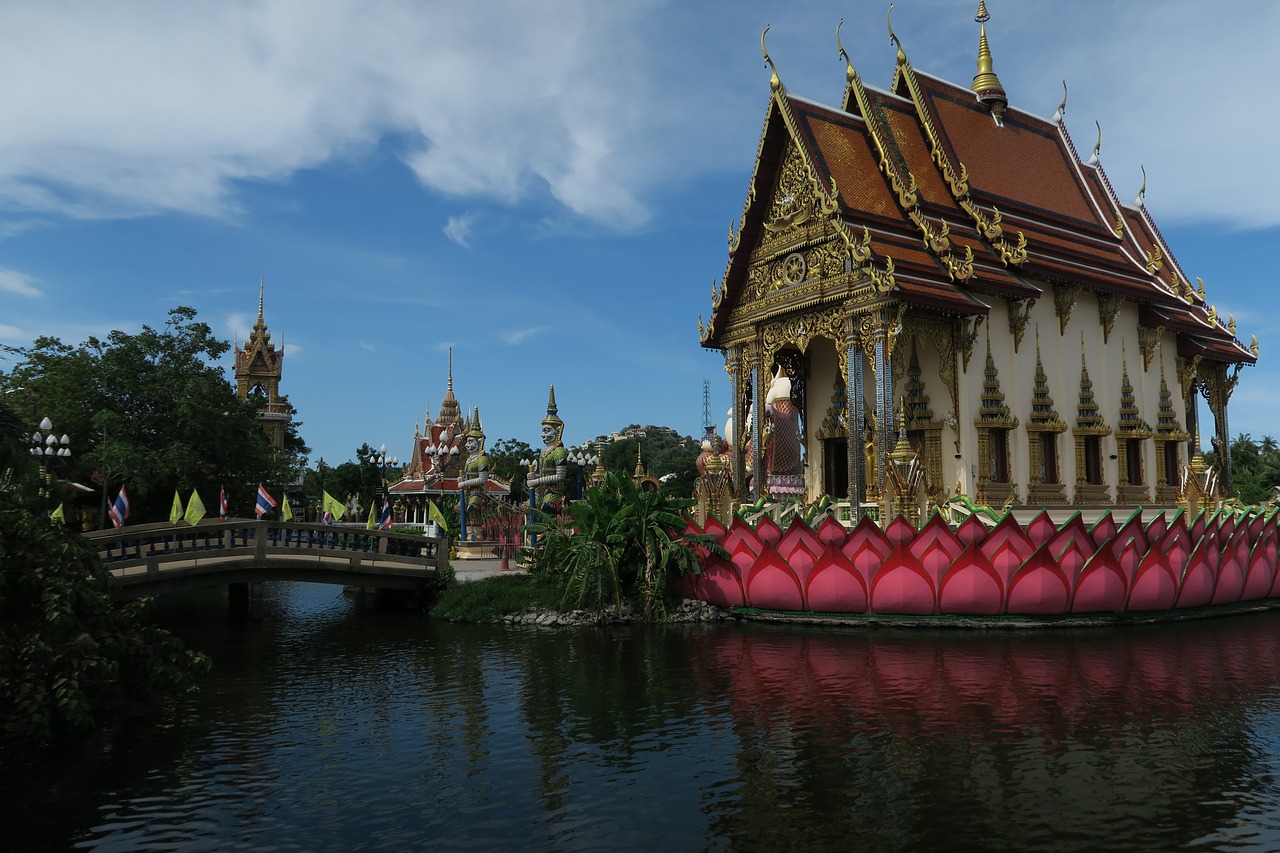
[
  {"left": 219, "top": 487, "right": 229, "bottom": 520},
  {"left": 378, "top": 499, "right": 393, "bottom": 530},
  {"left": 255, "top": 484, "right": 277, "bottom": 518},
  {"left": 108, "top": 486, "right": 130, "bottom": 528}
]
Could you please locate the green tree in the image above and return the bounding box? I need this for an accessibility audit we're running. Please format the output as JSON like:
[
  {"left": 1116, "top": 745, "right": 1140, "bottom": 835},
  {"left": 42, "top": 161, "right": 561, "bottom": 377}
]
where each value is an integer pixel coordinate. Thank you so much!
[
  {"left": 0, "top": 307, "right": 308, "bottom": 524},
  {"left": 490, "top": 437, "right": 535, "bottom": 503},
  {"left": 0, "top": 489, "right": 208, "bottom": 748}
]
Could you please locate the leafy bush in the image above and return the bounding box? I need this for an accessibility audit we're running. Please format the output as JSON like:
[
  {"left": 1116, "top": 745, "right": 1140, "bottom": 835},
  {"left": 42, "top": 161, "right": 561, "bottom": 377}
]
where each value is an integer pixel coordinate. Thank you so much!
[
  {"left": 0, "top": 490, "right": 209, "bottom": 749},
  {"left": 531, "top": 472, "right": 722, "bottom": 621}
]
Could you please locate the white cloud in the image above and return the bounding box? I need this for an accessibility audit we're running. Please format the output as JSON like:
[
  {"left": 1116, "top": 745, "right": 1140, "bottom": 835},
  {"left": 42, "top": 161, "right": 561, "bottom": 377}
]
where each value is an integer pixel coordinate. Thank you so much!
[
  {"left": 0, "top": 1, "right": 1272, "bottom": 231},
  {"left": 360, "top": 341, "right": 375, "bottom": 352},
  {"left": 502, "top": 326, "right": 545, "bottom": 345},
  {"left": 443, "top": 212, "right": 479, "bottom": 249},
  {"left": 0, "top": 267, "right": 39, "bottom": 296},
  {"left": 0, "top": 322, "right": 24, "bottom": 341}
]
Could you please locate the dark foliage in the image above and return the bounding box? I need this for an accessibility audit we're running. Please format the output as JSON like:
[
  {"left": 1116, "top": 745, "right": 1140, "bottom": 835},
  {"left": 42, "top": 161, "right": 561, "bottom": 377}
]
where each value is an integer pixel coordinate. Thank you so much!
[{"left": 0, "top": 490, "right": 209, "bottom": 749}]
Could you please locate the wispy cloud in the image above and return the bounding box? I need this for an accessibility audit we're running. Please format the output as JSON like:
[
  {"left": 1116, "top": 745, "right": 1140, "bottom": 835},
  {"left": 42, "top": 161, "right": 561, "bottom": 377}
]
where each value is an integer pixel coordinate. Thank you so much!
[
  {"left": 359, "top": 341, "right": 375, "bottom": 352},
  {"left": 0, "top": 322, "right": 25, "bottom": 341},
  {"left": 503, "top": 326, "right": 545, "bottom": 345},
  {"left": 0, "top": 267, "right": 40, "bottom": 297},
  {"left": 443, "top": 211, "right": 479, "bottom": 249}
]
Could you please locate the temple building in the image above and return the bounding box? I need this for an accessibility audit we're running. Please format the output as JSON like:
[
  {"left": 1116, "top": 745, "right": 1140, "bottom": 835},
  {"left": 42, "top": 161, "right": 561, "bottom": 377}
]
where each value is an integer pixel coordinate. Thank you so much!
[
  {"left": 234, "top": 281, "right": 294, "bottom": 452},
  {"left": 388, "top": 352, "right": 509, "bottom": 525},
  {"left": 700, "top": 4, "right": 1256, "bottom": 515}
]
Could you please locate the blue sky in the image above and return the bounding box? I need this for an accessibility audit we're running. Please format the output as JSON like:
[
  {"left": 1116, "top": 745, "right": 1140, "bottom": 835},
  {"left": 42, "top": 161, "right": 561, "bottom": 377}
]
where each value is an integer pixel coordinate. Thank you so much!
[{"left": 2, "top": 1, "right": 1278, "bottom": 465}]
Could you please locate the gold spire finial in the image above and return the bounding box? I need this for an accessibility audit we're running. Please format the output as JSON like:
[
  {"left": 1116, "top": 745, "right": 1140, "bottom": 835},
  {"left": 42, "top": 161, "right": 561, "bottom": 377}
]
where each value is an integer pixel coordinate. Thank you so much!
[
  {"left": 258, "top": 276, "right": 265, "bottom": 324},
  {"left": 887, "top": 4, "right": 904, "bottom": 62},
  {"left": 971, "top": 1, "right": 1006, "bottom": 122},
  {"left": 837, "top": 18, "right": 855, "bottom": 86},
  {"left": 761, "top": 25, "right": 780, "bottom": 92},
  {"left": 447, "top": 346, "right": 453, "bottom": 393}
]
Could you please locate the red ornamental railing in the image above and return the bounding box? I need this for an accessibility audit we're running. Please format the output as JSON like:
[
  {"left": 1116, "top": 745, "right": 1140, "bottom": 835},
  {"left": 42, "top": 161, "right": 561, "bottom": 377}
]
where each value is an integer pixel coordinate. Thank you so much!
[
  {"left": 477, "top": 501, "right": 525, "bottom": 570},
  {"left": 677, "top": 507, "right": 1280, "bottom": 618}
]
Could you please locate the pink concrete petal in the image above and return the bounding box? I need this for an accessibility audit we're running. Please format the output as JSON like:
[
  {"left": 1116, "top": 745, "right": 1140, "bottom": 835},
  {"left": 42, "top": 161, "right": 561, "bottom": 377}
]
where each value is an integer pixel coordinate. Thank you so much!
[
  {"left": 805, "top": 544, "right": 868, "bottom": 613},
  {"left": 744, "top": 544, "right": 804, "bottom": 611},
  {"left": 938, "top": 540, "right": 1005, "bottom": 615},
  {"left": 869, "top": 542, "right": 937, "bottom": 615}
]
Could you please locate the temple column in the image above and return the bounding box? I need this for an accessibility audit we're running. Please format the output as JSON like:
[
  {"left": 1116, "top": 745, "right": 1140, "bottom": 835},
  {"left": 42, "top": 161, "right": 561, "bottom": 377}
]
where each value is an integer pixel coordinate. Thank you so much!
[
  {"left": 1204, "top": 363, "right": 1238, "bottom": 494},
  {"left": 874, "top": 309, "right": 895, "bottom": 496},
  {"left": 727, "top": 345, "right": 746, "bottom": 502},
  {"left": 847, "top": 324, "right": 864, "bottom": 521},
  {"left": 751, "top": 336, "right": 765, "bottom": 500}
]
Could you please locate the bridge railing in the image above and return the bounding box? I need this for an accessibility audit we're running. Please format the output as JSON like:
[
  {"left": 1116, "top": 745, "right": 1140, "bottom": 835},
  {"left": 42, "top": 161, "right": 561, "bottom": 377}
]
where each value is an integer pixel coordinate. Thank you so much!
[{"left": 84, "top": 519, "right": 448, "bottom": 572}]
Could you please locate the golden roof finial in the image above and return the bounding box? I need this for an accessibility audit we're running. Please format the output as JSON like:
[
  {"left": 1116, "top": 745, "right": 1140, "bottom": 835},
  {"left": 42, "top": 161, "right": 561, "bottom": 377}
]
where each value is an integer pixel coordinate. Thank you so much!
[
  {"left": 971, "top": 1, "right": 1007, "bottom": 122},
  {"left": 258, "top": 276, "right": 265, "bottom": 324},
  {"left": 1134, "top": 165, "right": 1147, "bottom": 207},
  {"left": 1197, "top": 276, "right": 1206, "bottom": 300},
  {"left": 837, "top": 18, "right": 855, "bottom": 86},
  {"left": 1251, "top": 335, "right": 1259, "bottom": 358},
  {"left": 887, "top": 4, "right": 905, "bottom": 63},
  {"left": 761, "top": 25, "right": 780, "bottom": 92},
  {"left": 447, "top": 346, "right": 454, "bottom": 393}
]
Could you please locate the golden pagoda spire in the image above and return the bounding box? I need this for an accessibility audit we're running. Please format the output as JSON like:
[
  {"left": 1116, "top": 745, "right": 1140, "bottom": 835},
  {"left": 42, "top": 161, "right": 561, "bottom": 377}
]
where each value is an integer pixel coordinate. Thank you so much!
[{"left": 971, "top": 1, "right": 1007, "bottom": 123}]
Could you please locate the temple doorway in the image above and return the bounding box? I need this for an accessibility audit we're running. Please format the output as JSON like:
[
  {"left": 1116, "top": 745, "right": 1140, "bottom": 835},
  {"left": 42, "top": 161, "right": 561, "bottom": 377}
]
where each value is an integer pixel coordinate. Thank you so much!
[{"left": 823, "top": 437, "right": 848, "bottom": 499}]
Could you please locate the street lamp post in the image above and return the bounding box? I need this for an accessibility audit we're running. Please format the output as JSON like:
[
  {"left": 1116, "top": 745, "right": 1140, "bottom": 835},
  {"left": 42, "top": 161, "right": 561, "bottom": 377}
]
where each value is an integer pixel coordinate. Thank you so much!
[
  {"left": 30, "top": 416, "right": 71, "bottom": 517},
  {"left": 421, "top": 438, "right": 456, "bottom": 531},
  {"left": 364, "top": 443, "right": 399, "bottom": 504}
]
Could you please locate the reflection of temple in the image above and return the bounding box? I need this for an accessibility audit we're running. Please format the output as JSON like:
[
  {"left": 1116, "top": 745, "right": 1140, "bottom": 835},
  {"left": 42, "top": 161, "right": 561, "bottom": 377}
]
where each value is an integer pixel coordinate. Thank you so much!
[
  {"left": 234, "top": 281, "right": 294, "bottom": 452},
  {"left": 388, "top": 353, "right": 509, "bottom": 525},
  {"left": 701, "top": 5, "right": 1256, "bottom": 515}
]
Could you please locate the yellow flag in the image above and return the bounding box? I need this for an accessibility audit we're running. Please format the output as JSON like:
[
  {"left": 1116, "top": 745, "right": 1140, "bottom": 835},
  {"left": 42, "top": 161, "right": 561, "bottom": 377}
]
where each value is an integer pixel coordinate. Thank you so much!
[
  {"left": 170, "top": 490, "right": 184, "bottom": 524},
  {"left": 428, "top": 499, "right": 448, "bottom": 528},
  {"left": 185, "top": 488, "right": 207, "bottom": 525},
  {"left": 50, "top": 503, "right": 65, "bottom": 524},
  {"left": 282, "top": 498, "right": 294, "bottom": 521},
  {"left": 322, "top": 490, "right": 345, "bottom": 521},
  {"left": 366, "top": 503, "right": 377, "bottom": 530}
]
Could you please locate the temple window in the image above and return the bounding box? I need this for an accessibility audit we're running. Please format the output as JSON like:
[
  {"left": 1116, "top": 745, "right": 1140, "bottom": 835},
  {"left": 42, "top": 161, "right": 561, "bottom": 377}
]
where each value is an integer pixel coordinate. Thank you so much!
[
  {"left": 1040, "top": 432, "right": 1059, "bottom": 484},
  {"left": 1126, "top": 438, "right": 1144, "bottom": 486},
  {"left": 1083, "top": 436, "right": 1103, "bottom": 485}
]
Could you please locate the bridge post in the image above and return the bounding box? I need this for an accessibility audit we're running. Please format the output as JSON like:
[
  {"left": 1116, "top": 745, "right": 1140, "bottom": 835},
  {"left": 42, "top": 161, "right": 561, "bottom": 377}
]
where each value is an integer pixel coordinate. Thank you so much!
[{"left": 228, "top": 581, "right": 264, "bottom": 622}]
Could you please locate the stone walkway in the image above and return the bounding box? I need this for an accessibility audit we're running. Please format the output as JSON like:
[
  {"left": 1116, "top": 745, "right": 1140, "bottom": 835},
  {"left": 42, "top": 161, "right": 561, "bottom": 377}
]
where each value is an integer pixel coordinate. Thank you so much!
[{"left": 451, "top": 558, "right": 526, "bottom": 582}]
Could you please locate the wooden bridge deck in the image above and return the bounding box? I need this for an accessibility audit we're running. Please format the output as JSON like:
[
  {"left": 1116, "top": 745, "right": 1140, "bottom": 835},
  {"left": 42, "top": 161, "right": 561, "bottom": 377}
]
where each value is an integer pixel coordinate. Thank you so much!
[{"left": 85, "top": 519, "right": 447, "bottom": 600}]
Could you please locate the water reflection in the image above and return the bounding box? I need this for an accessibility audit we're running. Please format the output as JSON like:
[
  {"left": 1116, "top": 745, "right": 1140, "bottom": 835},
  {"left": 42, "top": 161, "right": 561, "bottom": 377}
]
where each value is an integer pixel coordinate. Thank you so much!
[{"left": 8, "top": 584, "right": 1280, "bottom": 851}]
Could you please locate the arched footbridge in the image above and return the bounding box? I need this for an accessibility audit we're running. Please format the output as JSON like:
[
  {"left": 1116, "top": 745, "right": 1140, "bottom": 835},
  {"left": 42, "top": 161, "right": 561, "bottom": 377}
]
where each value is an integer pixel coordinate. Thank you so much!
[{"left": 85, "top": 520, "right": 447, "bottom": 601}]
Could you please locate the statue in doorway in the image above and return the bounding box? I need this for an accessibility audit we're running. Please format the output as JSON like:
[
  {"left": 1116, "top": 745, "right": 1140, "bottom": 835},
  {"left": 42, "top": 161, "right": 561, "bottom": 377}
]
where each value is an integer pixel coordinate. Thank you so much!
[{"left": 764, "top": 367, "right": 803, "bottom": 497}]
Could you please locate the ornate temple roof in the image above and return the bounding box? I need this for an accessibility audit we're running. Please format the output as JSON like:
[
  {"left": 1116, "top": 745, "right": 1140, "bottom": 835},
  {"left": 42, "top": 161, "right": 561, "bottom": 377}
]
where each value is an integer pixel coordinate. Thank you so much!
[
  {"left": 234, "top": 281, "right": 284, "bottom": 380},
  {"left": 702, "top": 6, "right": 1254, "bottom": 368}
]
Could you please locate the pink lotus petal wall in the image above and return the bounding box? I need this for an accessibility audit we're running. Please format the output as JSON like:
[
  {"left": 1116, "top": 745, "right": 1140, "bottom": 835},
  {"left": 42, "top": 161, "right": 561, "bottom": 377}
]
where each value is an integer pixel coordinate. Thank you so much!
[{"left": 685, "top": 508, "right": 1280, "bottom": 617}]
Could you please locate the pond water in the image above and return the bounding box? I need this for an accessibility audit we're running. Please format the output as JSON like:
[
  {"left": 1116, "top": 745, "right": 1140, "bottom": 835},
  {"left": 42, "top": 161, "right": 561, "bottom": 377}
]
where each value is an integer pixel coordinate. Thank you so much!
[{"left": 9, "top": 582, "right": 1280, "bottom": 851}]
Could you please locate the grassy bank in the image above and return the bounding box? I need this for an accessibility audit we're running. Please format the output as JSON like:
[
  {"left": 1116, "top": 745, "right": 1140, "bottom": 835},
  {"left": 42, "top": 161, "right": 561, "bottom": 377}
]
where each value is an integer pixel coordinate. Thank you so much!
[{"left": 430, "top": 574, "right": 564, "bottom": 623}]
